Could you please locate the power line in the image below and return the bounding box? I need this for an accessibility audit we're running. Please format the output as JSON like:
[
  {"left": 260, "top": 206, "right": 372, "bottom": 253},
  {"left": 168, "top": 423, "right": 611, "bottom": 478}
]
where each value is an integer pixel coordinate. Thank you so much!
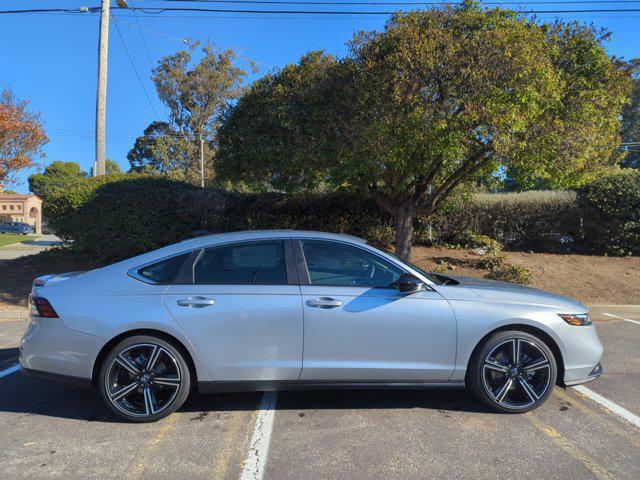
[
  {"left": 125, "top": 6, "right": 640, "bottom": 13},
  {"left": 151, "top": 0, "right": 640, "bottom": 4},
  {"left": 130, "top": 1, "right": 155, "bottom": 69},
  {"left": 111, "top": 17, "right": 275, "bottom": 70},
  {"left": 4, "top": 6, "right": 640, "bottom": 15},
  {"left": 110, "top": 11, "right": 161, "bottom": 119},
  {"left": 0, "top": 8, "right": 90, "bottom": 14}
]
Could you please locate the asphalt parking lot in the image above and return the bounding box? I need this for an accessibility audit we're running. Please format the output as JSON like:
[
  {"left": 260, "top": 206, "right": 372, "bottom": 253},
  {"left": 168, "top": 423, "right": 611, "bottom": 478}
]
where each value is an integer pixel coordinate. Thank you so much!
[{"left": 1, "top": 307, "right": 639, "bottom": 480}]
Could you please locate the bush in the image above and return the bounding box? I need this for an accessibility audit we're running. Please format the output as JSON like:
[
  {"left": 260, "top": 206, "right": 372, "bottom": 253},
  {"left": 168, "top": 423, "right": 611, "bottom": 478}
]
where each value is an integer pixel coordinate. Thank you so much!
[
  {"left": 45, "top": 175, "right": 636, "bottom": 262},
  {"left": 212, "top": 191, "right": 394, "bottom": 246},
  {"left": 46, "top": 175, "right": 233, "bottom": 261},
  {"left": 422, "top": 191, "right": 580, "bottom": 252},
  {"left": 484, "top": 261, "right": 532, "bottom": 285},
  {"left": 45, "top": 175, "right": 393, "bottom": 262},
  {"left": 578, "top": 170, "right": 640, "bottom": 256}
]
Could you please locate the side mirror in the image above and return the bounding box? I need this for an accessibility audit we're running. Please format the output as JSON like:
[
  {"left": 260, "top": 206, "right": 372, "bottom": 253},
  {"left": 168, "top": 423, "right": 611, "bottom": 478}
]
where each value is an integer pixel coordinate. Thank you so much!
[{"left": 397, "top": 273, "right": 426, "bottom": 293}]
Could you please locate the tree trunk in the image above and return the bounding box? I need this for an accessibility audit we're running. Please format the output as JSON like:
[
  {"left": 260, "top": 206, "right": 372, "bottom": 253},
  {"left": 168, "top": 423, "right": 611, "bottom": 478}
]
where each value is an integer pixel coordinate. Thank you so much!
[{"left": 395, "top": 205, "right": 414, "bottom": 261}]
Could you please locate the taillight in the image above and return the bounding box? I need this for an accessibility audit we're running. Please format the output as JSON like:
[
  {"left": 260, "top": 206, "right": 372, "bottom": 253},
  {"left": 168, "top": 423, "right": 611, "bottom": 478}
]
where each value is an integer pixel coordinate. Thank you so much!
[{"left": 30, "top": 296, "right": 59, "bottom": 318}]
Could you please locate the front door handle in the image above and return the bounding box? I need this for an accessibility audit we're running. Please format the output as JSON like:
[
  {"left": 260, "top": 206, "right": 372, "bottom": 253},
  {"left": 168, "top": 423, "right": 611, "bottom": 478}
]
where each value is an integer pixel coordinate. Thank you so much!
[
  {"left": 306, "top": 297, "right": 343, "bottom": 309},
  {"left": 176, "top": 296, "right": 216, "bottom": 308}
]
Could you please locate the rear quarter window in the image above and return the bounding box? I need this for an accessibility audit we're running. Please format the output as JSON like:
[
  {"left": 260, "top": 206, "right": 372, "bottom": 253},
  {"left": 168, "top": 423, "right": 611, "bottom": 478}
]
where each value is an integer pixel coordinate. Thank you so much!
[{"left": 134, "top": 253, "right": 191, "bottom": 284}]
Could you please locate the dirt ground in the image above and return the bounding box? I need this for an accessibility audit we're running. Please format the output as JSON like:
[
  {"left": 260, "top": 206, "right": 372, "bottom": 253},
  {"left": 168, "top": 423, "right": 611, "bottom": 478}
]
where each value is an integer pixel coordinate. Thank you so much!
[
  {"left": 1, "top": 246, "right": 639, "bottom": 310},
  {"left": 412, "top": 246, "right": 640, "bottom": 305}
]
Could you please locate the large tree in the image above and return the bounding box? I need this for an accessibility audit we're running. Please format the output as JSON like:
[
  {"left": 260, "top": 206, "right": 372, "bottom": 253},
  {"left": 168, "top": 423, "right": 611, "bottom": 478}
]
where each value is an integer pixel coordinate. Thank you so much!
[
  {"left": 129, "top": 42, "right": 251, "bottom": 186},
  {"left": 28, "top": 161, "right": 86, "bottom": 200},
  {"left": 127, "top": 121, "right": 190, "bottom": 175},
  {"left": 0, "top": 87, "right": 48, "bottom": 188},
  {"left": 217, "top": 6, "right": 631, "bottom": 258},
  {"left": 621, "top": 58, "right": 640, "bottom": 169},
  {"left": 89, "top": 159, "right": 122, "bottom": 177}
]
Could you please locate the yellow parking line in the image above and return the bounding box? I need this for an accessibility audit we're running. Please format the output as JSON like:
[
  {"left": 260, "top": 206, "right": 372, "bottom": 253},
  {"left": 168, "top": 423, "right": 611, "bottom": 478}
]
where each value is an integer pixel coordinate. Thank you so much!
[
  {"left": 211, "top": 410, "right": 247, "bottom": 479},
  {"left": 554, "top": 389, "right": 640, "bottom": 450},
  {"left": 127, "top": 414, "right": 176, "bottom": 480},
  {"left": 526, "top": 412, "right": 615, "bottom": 480}
]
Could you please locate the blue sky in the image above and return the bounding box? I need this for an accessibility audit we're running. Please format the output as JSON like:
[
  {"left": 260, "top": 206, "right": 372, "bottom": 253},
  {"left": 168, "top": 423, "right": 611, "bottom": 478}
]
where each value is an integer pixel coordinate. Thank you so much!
[{"left": 2, "top": 1, "right": 639, "bottom": 193}]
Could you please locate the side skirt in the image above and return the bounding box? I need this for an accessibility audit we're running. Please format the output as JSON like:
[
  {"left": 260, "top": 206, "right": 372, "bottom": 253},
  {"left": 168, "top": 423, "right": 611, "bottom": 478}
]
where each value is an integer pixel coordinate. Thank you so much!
[{"left": 197, "top": 380, "right": 465, "bottom": 394}]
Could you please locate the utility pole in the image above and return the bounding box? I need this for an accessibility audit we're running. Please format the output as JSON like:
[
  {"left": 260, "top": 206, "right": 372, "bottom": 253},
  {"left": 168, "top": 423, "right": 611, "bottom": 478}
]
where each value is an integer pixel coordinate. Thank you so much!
[
  {"left": 93, "top": 0, "right": 128, "bottom": 177},
  {"left": 199, "top": 134, "right": 205, "bottom": 188}
]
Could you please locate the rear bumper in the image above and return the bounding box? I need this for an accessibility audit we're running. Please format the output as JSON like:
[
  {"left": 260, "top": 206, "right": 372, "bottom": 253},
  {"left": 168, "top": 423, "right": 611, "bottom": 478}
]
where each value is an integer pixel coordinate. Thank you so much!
[
  {"left": 21, "top": 367, "right": 91, "bottom": 388},
  {"left": 564, "top": 363, "right": 603, "bottom": 387},
  {"left": 19, "top": 315, "right": 102, "bottom": 381}
]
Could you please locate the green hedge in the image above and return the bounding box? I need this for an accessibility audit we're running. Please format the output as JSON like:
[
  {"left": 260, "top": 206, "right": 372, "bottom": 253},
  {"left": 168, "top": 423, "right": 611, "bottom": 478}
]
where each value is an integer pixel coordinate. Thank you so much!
[
  {"left": 578, "top": 170, "right": 640, "bottom": 256},
  {"left": 45, "top": 175, "right": 394, "bottom": 261},
  {"left": 46, "top": 175, "right": 232, "bottom": 261},
  {"left": 45, "top": 173, "right": 638, "bottom": 261},
  {"left": 424, "top": 191, "right": 581, "bottom": 252}
]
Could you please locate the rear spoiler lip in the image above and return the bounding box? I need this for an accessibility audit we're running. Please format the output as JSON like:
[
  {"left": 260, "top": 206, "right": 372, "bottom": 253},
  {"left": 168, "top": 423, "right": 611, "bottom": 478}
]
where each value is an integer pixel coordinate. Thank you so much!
[{"left": 33, "top": 271, "right": 86, "bottom": 288}]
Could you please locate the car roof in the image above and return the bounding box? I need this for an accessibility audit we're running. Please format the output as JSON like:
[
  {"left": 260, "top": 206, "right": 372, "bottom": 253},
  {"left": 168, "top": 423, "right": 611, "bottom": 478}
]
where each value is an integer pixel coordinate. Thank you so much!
[
  {"left": 178, "top": 229, "right": 366, "bottom": 249},
  {"left": 113, "top": 230, "right": 369, "bottom": 271}
]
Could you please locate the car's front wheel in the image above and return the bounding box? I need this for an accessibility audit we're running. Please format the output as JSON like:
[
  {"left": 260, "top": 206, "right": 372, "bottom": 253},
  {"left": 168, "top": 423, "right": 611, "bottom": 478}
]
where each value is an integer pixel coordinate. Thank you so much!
[
  {"left": 468, "top": 330, "right": 557, "bottom": 413},
  {"left": 98, "top": 335, "right": 191, "bottom": 422}
]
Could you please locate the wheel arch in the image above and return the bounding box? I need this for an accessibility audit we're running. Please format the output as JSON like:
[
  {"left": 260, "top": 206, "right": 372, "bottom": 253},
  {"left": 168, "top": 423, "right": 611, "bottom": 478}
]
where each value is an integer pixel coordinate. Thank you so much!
[
  {"left": 91, "top": 329, "right": 198, "bottom": 387},
  {"left": 466, "top": 324, "right": 565, "bottom": 386}
]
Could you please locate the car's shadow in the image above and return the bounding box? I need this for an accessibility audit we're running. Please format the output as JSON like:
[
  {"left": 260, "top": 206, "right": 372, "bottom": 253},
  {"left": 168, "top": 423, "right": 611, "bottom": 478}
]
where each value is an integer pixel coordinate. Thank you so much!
[{"left": 0, "top": 349, "right": 491, "bottom": 423}]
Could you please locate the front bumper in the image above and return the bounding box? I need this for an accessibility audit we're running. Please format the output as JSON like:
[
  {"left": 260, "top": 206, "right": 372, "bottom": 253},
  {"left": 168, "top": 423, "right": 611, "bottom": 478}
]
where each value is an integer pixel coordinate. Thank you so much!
[
  {"left": 564, "top": 363, "right": 603, "bottom": 387},
  {"left": 19, "top": 315, "right": 103, "bottom": 381},
  {"left": 553, "top": 320, "right": 603, "bottom": 386}
]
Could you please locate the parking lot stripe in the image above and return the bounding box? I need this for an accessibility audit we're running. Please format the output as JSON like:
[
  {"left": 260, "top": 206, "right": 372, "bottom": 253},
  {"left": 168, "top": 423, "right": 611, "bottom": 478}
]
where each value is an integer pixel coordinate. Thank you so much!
[
  {"left": 555, "top": 389, "right": 640, "bottom": 449},
  {"left": 526, "top": 413, "right": 615, "bottom": 480},
  {"left": 240, "top": 392, "right": 277, "bottom": 480},
  {"left": 602, "top": 312, "right": 640, "bottom": 325},
  {"left": 573, "top": 385, "right": 640, "bottom": 429},
  {"left": 0, "top": 363, "right": 20, "bottom": 378}
]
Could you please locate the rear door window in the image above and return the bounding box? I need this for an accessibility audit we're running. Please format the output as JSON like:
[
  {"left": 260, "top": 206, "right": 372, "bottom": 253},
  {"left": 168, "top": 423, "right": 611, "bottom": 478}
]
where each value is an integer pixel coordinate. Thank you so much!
[{"left": 193, "top": 241, "right": 287, "bottom": 285}]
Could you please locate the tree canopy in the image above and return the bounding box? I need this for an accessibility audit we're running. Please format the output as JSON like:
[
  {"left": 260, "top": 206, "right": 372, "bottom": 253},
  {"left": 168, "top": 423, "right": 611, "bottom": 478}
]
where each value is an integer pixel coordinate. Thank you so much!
[
  {"left": 621, "top": 58, "right": 640, "bottom": 169},
  {"left": 28, "top": 161, "right": 86, "bottom": 200},
  {"left": 129, "top": 42, "right": 251, "bottom": 186},
  {"left": 89, "top": 159, "right": 121, "bottom": 177},
  {"left": 0, "top": 87, "right": 48, "bottom": 188},
  {"left": 217, "top": 6, "right": 632, "bottom": 258}
]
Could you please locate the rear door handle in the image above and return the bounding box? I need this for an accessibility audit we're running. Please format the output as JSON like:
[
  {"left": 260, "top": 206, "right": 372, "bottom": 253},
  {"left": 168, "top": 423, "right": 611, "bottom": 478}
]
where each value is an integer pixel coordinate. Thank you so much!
[
  {"left": 306, "top": 297, "right": 343, "bottom": 309},
  {"left": 176, "top": 296, "right": 216, "bottom": 308}
]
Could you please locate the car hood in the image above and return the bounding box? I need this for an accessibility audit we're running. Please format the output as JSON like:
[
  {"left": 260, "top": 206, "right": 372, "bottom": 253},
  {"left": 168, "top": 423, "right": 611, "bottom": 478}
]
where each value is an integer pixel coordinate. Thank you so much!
[{"left": 440, "top": 275, "right": 586, "bottom": 310}]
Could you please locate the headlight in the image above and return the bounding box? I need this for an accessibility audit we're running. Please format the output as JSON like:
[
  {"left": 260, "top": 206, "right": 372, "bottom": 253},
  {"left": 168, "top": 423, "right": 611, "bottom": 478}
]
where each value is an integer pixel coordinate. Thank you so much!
[{"left": 558, "top": 313, "right": 591, "bottom": 326}]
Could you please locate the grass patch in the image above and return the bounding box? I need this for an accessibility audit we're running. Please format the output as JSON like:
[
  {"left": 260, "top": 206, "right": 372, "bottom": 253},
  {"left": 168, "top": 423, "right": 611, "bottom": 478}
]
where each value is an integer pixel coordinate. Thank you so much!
[{"left": 0, "top": 234, "right": 38, "bottom": 248}]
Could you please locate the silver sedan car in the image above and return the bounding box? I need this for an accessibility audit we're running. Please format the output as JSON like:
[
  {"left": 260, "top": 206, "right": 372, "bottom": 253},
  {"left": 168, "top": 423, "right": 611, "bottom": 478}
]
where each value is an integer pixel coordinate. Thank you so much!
[{"left": 20, "top": 230, "right": 603, "bottom": 422}]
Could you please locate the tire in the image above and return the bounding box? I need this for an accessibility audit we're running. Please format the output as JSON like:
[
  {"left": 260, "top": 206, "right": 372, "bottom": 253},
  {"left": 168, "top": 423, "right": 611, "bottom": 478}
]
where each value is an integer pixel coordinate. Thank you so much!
[
  {"left": 98, "top": 335, "right": 191, "bottom": 423},
  {"left": 468, "top": 330, "right": 557, "bottom": 413}
]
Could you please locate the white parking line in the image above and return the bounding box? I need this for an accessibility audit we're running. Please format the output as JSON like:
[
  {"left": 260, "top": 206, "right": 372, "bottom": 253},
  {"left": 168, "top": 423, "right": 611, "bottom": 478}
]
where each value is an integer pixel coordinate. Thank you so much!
[
  {"left": 602, "top": 312, "right": 640, "bottom": 325},
  {"left": 240, "top": 391, "right": 277, "bottom": 480},
  {"left": 0, "top": 363, "right": 20, "bottom": 378},
  {"left": 574, "top": 385, "right": 640, "bottom": 429}
]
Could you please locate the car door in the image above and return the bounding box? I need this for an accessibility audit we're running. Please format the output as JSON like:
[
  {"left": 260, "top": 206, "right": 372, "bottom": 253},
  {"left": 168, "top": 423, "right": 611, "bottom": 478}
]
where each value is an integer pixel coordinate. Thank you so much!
[
  {"left": 163, "top": 239, "right": 303, "bottom": 382},
  {"left": 296, "top": 239, "right": 457, "bottom": 382}
]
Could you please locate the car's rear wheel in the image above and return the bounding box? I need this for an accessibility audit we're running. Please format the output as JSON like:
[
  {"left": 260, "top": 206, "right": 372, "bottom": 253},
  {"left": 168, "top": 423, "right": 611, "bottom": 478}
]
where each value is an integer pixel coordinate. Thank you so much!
[
  {"left": 468, "top": 330, "right": 557, "bottom": 413},
  {"left": 98, "top": 335, "right": 191, "bottom": 422}
]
